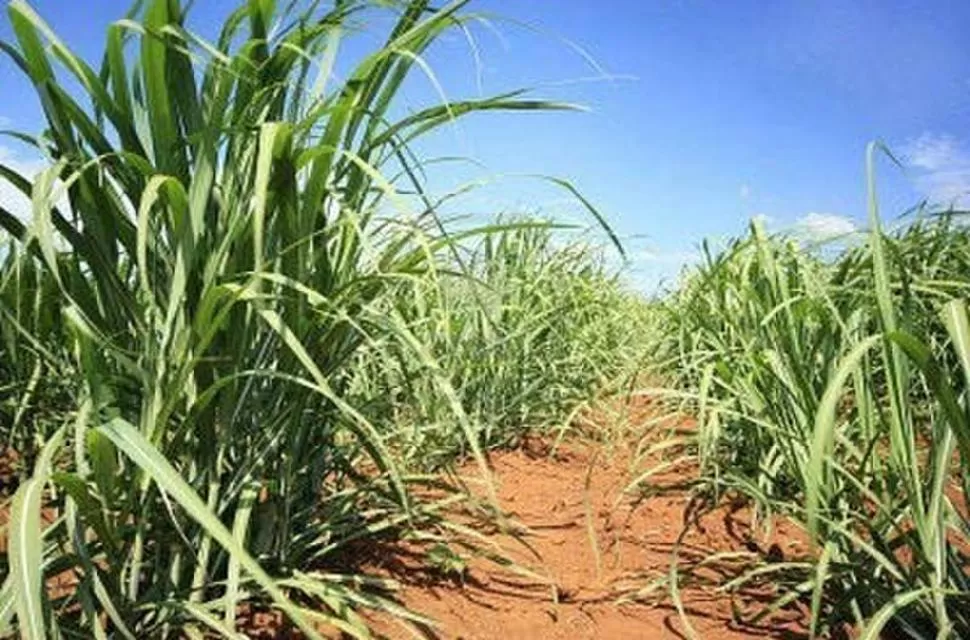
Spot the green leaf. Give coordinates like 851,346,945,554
8,426,66,640
806,334,881,540
97,418,325,640
857,588,932,640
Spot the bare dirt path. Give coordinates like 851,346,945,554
1,416,813,639
361,430,811,640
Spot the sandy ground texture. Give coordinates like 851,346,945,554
1,422,816,639
354,432,813,640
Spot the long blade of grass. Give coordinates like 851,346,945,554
97,418,326,640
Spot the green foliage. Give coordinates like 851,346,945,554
653,152,970,637
350,221,649,466
0,236,75,471
425,542,468,583
0,1,638,637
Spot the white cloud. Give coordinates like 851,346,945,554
636,247,699,265
751,212,776,227
902,133,967,171
626,247,700,294
0,146,46,175
796,212,856,239
739,183,751,199
899,133,970,207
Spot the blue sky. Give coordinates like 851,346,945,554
1,0,969,290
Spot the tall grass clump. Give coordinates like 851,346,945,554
0,0,625,637
652,147,970,637
349,221,649,467
1,235,76,474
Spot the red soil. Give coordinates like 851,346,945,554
359,434,812,640
0,421,816,639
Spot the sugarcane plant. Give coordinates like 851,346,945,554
0,0,614,636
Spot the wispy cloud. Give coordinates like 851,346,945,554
902,133,968,171
751,212,776,227
796,212,856,239
899,133,970,207
739,183,751,200
626,247,701,294
637,248,699,265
